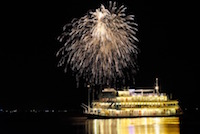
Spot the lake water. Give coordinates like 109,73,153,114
69,117,197,134
0,111,199,134
84,117,180,134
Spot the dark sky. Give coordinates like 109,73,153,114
1,0,199,109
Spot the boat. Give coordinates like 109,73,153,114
81,78,183,118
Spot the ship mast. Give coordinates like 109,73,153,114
87,85,90,113
155,78,160,95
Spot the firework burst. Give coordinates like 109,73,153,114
56,1,139,87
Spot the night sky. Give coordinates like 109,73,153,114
1,0,199,110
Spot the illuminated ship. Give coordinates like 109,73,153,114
81,78,183,118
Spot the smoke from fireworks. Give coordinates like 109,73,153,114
56,1,139,87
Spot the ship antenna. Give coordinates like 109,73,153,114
155,78,160,95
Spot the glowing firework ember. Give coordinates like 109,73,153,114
56,1,139,87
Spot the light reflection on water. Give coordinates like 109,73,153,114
85,117,180,134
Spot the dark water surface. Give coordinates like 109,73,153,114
0,110,199,134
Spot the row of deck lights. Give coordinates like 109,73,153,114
116,96,168,102
100,96,168,102
93,102,178,109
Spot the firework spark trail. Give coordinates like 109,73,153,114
56,1,139,87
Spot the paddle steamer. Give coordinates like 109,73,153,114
81,78,182,118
